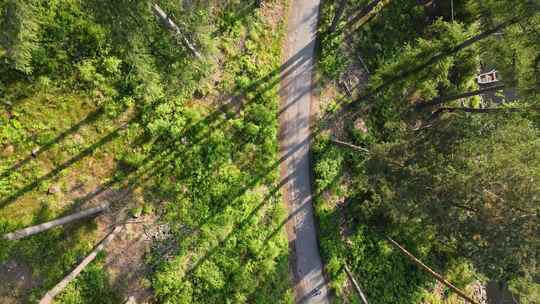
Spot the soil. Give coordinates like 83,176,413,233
0,260,39,304
102,217,156,304
93,187,159,304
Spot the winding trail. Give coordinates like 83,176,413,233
279,0,329,303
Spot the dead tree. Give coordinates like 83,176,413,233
3,203,110,240
39,225,123,304
387,237,480,304
151,3,203,60
344,264,369,304
331,138,370,153
415,85,505,110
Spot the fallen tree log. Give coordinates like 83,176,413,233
39,225,123,304
151,3,203,60
3,203,110,240
344,263,369,304
387,237,480,304
331,138,370,153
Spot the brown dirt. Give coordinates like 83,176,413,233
0,260,39,304
102,218,156,303
93,185,161,304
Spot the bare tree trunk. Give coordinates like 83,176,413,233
330,138,404,167
331,138,370,153
415,85,505,110
432,106,535,115
39,225,123,304
151,3,203,60
344,0,386,30
344,264,369,304
329,0,349,33
386,237,480,304
3,203,110,240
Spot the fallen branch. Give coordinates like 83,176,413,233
3,203,110,240
415,85,505,110
344,264,369,304
331,138,370,153
432,106,537,115
39,225,123,304
151,3,203,60
386,237,480,304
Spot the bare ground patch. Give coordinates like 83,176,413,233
0,260,39,304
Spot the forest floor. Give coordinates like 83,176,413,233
279,0,330,303
1,1,294,303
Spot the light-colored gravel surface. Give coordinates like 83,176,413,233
279,0,329,303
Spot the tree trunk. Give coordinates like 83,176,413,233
345,0,385,30
386,237,480,304
415,85,505,110
151,3,203,60
329,0,349,33
344,264,369,304
433,106,533,114
331,138,370,153
3,203,110,240
39,225,123,304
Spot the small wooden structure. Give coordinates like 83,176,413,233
477,70,498,84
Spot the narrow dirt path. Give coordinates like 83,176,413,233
279,0,329,303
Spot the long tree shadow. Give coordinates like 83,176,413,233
2,21,321,302
0,140,184,302
0,40,310,215
162,137,333,301
262,143,339,246
139,36,322,300
0,3,329,304
14,33,315,283
171,111,328,280
0,50,311,210
0,107,105,180
0,117,134,209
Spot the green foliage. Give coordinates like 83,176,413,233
369,19,480,101
318,0,426,79
313,134,438,304
0,0,40,74
350,0,426,70
1,0,291,303
367,114,539,280
54,257,120,304
319,33,349,79
138,2,292,303
508,276,540,304
314,1,539,303
313,138,344,191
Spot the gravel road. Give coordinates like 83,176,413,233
279,0,329,303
